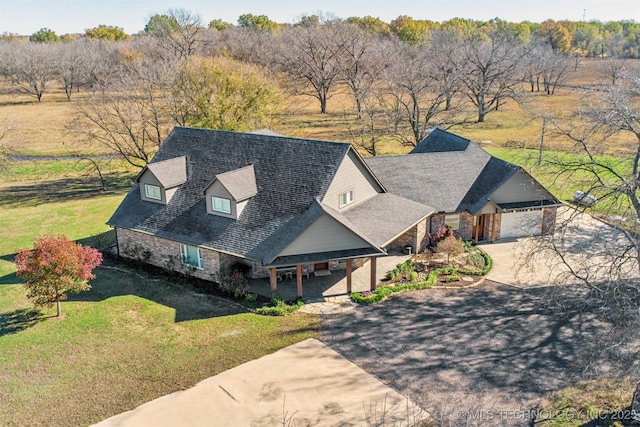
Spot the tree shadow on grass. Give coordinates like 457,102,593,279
67,258,250,323
0,251,19,284
0,308,42,337
0,174,133,208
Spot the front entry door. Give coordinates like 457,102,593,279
473,215,486,241
314,262,329,270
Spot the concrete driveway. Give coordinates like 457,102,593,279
481,206,639,287
93,339,423,427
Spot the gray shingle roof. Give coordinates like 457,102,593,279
342,194,434,247
207,165,257,202
138,156,187,188
366,150,490,213
410,128,471,153
368,129,559,215
459,156,520,214
109,127,360,263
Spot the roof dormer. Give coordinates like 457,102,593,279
136,156,187,204
203,165,258,219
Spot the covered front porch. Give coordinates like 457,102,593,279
248,251,410,301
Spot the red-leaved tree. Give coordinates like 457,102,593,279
15,235,103,317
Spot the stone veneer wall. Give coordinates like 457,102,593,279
115,228,370,280
429,213,475,241
387,219,429,253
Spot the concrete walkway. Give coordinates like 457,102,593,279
93,339,423,427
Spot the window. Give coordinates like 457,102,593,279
338,189,355,208
212,196,231,214
444,214,460,230
180,244,204,269
144,184,161,200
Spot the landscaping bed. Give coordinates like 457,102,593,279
351,241,492,305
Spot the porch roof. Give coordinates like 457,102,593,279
342,193,434,247
266,248,382,268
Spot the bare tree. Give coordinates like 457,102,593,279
600,58,627,85
279,22,345,114
2,42,55,101
343,94,391,156
52,40,90,100
335,22,390,119
451,30,526,122
539,46,571,95
219,26,279,68
73,57,177,168
518,72,640,413
382,43,465,147
84,41,122,92
144,8,203,59
523,44,545,92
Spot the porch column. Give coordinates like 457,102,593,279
474,216,480,243
296,264,303,298
346,259,353,294
490,213,497,243
370,257,377,291
270,267,277,293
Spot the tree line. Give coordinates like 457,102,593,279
5,12,640,59
3,9,638,160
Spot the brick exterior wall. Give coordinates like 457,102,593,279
541,207,557,235
116,228,267,280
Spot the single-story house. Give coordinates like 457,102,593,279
108,127,560,297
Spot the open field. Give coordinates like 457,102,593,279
1,59,637,160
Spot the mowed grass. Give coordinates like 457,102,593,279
0,267,319,426
537,377,637,426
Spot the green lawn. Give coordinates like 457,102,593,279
0,267,319,426
0,173,319,426
537,377,637,427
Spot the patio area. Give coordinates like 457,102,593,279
248,251,410,301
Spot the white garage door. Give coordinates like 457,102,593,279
500,209,542,239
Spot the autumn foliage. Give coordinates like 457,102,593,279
15,235,102,317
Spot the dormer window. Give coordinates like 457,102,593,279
145,184,161,200
135,156,187,205
212,196,231,214
203,165,258,220
339,189,355,208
